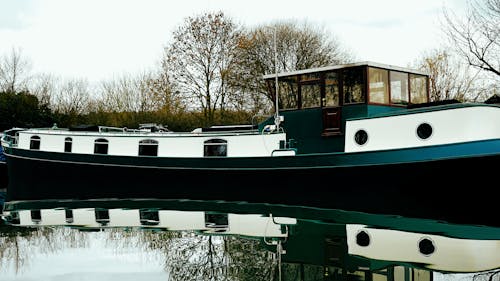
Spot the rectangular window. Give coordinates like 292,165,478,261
301,83,321,108
94,139,109,155
64,138,72,152
390,71,409,105
324,72,340,107
204,139,227,157
30,136,41,150
278,77,298,110
410,74,429,104
368,67,389,104
343,68,365,104
139,140,158,156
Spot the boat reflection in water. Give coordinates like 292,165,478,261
1,199,499,281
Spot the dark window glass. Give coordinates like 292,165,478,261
31,210,41,222
324,71,340,107
354,130,368,145
139,139,159,156
301,83,321,108
140,209,160,226
343,68,365,104
417,123,432,139
95,209,110,226
65,209,74,223
277,76,299,110
64,137,72,152
30,136,41,150
94,138,109,154
204,139,227,157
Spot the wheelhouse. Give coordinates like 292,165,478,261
263,62,430,153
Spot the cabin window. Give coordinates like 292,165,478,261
324,71,340,107
368,67,389,104
343,68,365,104
140,209,160,226
417,123,433,140
29,136,41,150
64,137,72,152
301,82,321,108
390,71,409,105
65,209,74,223
277,76,299,110
94,138,109,154
139,139,159,156
204,139,227,157
410,74,429,104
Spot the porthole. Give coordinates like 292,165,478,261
356,230,370,247
418,237,436,256
354,130,368,145
416,123,432,140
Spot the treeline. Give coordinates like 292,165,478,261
1,2,499,131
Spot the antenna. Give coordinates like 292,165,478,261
273,27,280,129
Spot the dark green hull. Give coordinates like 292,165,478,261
4,141,500,227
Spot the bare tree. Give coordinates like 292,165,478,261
53,78,91,115
0,47,32,93
414,49,490,102
442,0,500,77
164,11,242,124
232,20,355,113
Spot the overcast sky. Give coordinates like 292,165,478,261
0,0,466,84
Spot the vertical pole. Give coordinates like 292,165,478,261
274,27,280,129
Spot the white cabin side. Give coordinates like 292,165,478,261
15,130,288,158
344,106,500,153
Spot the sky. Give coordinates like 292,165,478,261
0,0,467,85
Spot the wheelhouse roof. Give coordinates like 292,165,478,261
262,61,429,80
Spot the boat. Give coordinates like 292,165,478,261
2,61,500,227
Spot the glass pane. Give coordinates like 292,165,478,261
94,139,109,155
204,144,227,157
343,68,365,104
139,144,158,156
390,71,409,105
410,74,428,104
368,67,389,104
64,137,72,153
278,77,298,110
324,72,339,107
301,83,321,108
30,136,40,150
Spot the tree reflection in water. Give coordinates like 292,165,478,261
0,224,89,274
0,224,279,280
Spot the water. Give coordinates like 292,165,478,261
1,199,499,281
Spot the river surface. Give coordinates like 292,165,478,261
0,199,499,281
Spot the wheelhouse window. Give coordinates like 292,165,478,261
64,137,72,152
368,67,389,104
276,76,299,110
94,138,109,154
324,71,340,107
204,139,227,157
30,136,41,150
139,139,159,156
390,71,409,105
343,67,365,104
299,73,322,108
410,74,429,104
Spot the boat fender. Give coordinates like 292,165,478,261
263,125,276,134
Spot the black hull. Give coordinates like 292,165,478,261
5,150,500,227
0,161,7,190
